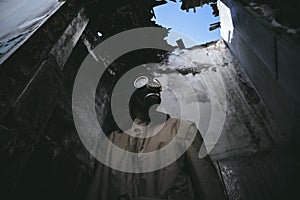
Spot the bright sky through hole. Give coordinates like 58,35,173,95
152,2,220,47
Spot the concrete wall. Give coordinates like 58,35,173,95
219,0,300,152
0,1,96,199
0,1,167,199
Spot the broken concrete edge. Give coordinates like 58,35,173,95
0,1,66,66
180,0,217,11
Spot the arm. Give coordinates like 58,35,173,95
185,124,227,200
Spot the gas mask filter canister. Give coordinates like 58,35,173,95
133,76,162,106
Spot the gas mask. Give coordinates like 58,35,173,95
132,76,162,107
128,75,165,122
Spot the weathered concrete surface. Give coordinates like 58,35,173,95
102,40,297,199
219,0,300,152
0,1,165,199
217,1,300,198
217,147,299,200
163,40,297,199
143,41,283,160
50,8,89,70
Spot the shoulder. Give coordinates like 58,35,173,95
165,118,198,140
107,129,128,141
167,118,197,131
168,118,204,147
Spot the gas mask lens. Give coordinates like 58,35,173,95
133,76,162,91
134,76,149,89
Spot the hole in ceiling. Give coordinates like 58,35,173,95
152,1,220,48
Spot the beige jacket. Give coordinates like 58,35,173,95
86,117,226,200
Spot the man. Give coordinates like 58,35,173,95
86,75,226,200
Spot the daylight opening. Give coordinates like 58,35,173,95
152,1,220,48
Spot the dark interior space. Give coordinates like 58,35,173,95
0,0,300,200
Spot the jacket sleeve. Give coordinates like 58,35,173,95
185,123,227,200
85,161,104,200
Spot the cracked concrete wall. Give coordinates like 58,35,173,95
219,0,300,153
0,1,93,199
0,1,166,199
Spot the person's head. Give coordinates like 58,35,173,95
129,76,162,121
